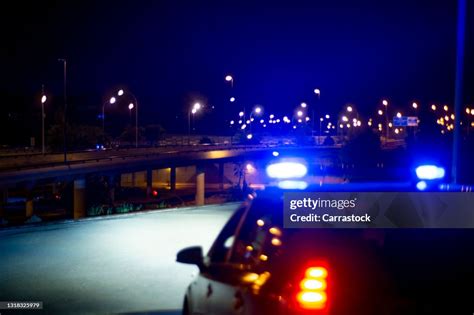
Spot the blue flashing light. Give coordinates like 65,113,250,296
416,181,428,191
272,151,279,157
415,165,445,180
278,180,308,190
266,162,307,179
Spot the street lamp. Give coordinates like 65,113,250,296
396,112,402,118
297,110,303,117
313,88,321,136
346,106,353,112
319,117,324,140
301,102,307,108
248,106,263,133
225,75,233,87
41,88,47,154
128,103,134,123
230,97,236,102
115,90,139,148
412,102,418,109
188,102,201,135
382,99,389,141
102,96,117,137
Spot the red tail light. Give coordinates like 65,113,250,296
296,266,328,310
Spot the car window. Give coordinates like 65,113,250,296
228,198,285,269
207,204,248,263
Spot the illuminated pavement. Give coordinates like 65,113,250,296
0,203,237,314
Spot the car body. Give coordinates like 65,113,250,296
177,183,474,315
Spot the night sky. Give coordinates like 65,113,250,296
1,0,473,142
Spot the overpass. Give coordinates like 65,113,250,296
0,145,340,223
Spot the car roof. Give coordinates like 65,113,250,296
255,182,473,199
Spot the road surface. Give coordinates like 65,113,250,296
0,203,237,314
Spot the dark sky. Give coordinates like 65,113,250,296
1,0,473,137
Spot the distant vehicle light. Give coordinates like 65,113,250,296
416,181,428,191
267,162,307,179
415,165,445,180
277,180,308,190
246,163,254,173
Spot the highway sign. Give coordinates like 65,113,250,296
407,116,419,127
393,116,419,127
393,117,408,126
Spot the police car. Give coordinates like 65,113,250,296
177,160,474,314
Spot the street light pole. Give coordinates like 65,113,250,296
313,88,320,142
115,90,139,148
41,85,47,155
131,94,138,148
58,58,67,163
188,111,191,136
319,117,323,143
188,102,201,138
102,104,105,136
102,96,116,143
451,0,466,184
225,75,234,88
382,99,389,142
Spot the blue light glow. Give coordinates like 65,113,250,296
416,181,428,191
266,162,307,179
277,180,308,190
415,165,445,180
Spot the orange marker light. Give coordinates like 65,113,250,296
300,278,326,291
296,266,329,310
306,267,328,279
297,291,327,309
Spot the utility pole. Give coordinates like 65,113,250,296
451,0,466,184
41,85,47,154
58,58,68,163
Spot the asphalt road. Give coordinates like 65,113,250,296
0,203,238,314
